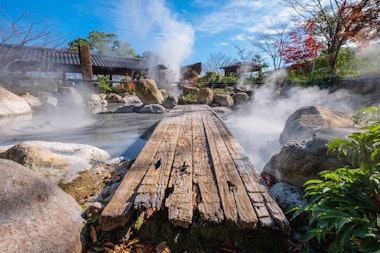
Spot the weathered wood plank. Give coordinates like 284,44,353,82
192,108,224,223
262,192,291,235
99,118,171,231
202,108,258,229
134,107,184,212
165,106,194,227
210,111,278,228
100,104,289,233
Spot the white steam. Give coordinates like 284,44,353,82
356,43,380,74
227,69,359,172
114,0,194,82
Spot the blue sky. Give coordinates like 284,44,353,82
1,0,295,68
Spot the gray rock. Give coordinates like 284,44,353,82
135,79,164,105
41,96,58,111
122,95,143,106
262,127,357,187
162,96,178,109
232,92,250,105
212,106,233,115
0,141,110,184
0,159,83,253
88,94,104,106
22,94,43,110
214,93,234,107
280,106,354,146
136,104,166,114
269,182,307,211
0,87,32,117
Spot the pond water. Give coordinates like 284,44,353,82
0,105,282,172
0,109,164,161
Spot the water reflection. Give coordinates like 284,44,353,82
0,111,164,160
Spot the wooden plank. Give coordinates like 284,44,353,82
202,108,257,229
210,111,278,228
192,108,224,223
134,108,184,213
165,106,194,227
99,116,171,231
262,192,291,235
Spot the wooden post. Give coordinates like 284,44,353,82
78,44,93,91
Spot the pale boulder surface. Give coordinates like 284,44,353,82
0,141,110,184
0,86,32,117
135,79,164,105
0,159,83,253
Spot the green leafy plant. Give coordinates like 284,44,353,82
97,75,112,94
352,105,380,126
290,121,380,253
184,91,198,103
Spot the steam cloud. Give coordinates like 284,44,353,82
227,69,362,172
114,0,194,82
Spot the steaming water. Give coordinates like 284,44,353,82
0,110,164,160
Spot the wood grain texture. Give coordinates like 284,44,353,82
100,105,289,233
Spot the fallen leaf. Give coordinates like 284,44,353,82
156,241,171,253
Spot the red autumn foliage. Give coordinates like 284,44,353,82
278,23,324,68
339,0,380,44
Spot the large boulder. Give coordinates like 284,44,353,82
197,88,213,105
122,94,143,106
57,87,84,107
280,106,354,146
0,87,32,117
88,94,107,113
0,159,83,253
233,92,250,105
0,141,110,184
22,94,58,112
262,106,358,187
214,93,234,107
135,79,164,105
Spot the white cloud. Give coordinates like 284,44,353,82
231,34,246,41
219,42,229,46
195,0,295,37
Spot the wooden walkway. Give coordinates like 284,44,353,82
100,105,289,233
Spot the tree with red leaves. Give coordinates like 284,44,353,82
279,23,324,71
340,0,380,43
286,0,379,72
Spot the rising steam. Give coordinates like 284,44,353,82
114,0,194,83
227,69,361,172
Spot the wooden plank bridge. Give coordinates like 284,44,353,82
100,105,289,233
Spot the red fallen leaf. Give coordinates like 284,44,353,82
156,241,171,253
133,242,153,253
220,248,237,253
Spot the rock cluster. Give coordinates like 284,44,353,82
262,105,356,187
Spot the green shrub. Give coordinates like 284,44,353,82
184,91,197,103
97,76,112,94
290,120,380,253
